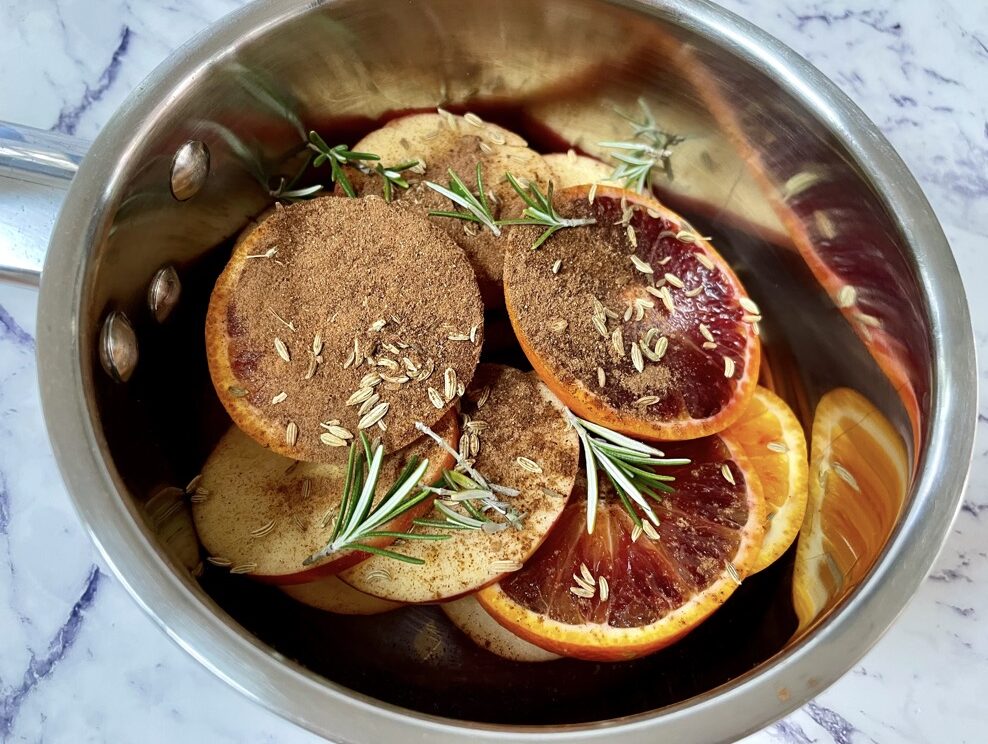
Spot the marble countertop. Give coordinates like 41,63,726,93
0,0,985,741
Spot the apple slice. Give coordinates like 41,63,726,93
281,575,402,615
442,594,560,662
340,364,579,602
346,111,552,306
192,412,457,584
543,151,618,189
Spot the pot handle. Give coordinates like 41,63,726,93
0,122,90,287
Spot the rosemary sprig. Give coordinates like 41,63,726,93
599,99,685,192
415,470,514,534
269,154,325,201
425,163,502,236
374,161,419,202
566,410,690,534
499,174,597,249
303,434,449,566
414,422,525,529
307,130,381,197
296,131,418,201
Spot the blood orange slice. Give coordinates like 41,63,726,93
503,184,760,441
725,386,808,574
656,40,925,455
477,433,765,661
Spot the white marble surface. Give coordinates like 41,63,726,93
0,0,986,741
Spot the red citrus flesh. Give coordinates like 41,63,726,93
477,433,765,661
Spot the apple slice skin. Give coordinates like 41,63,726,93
281,575,403,615
345,111,553,307
193,413,458,585
442,594,560,662
340,364,580,603
543,152,618,189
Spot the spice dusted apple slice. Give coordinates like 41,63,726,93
206,196,483,462
542,151,619,189
344,111,552,306
340,364,579,602
192,412,458,584
442,595,560,662
282,575,402,615
502,184,761,441
477,431,766,662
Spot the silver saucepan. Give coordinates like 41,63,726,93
0,0,976,741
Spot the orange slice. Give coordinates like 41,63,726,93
725,386,808,573
792,387,909,631
477,433,765,661
502,185,761,442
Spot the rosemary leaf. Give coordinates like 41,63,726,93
598,99,685,192
362,531,451,541
498,175,596,249
350,544,426,565
565,409,687,534
425,164,502,235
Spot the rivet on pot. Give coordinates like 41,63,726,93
99,311,138,382
170,140,210,201
148,265,181,323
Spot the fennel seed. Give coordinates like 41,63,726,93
250,520,275,538
721,463,736,485
274,337,290,362
642,521,660,540
631,342,645,373
516,456,543,474
428,387,445,409
357,401,390,429
630,255,653,274
320,432,348,447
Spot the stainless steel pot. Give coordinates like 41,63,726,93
0,0,976,741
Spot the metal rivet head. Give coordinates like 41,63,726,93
170,140,210,201
99,311,138,382
148,265,181,323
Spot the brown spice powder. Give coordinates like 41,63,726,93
502,187,749,423
214,196,484,462
338,363,580,602
349,126,548,306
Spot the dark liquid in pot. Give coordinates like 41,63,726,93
103,103,909,724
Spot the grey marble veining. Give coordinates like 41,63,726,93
0,0,986,742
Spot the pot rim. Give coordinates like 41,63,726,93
37,0,976,741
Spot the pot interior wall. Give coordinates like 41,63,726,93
79,0,927,725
